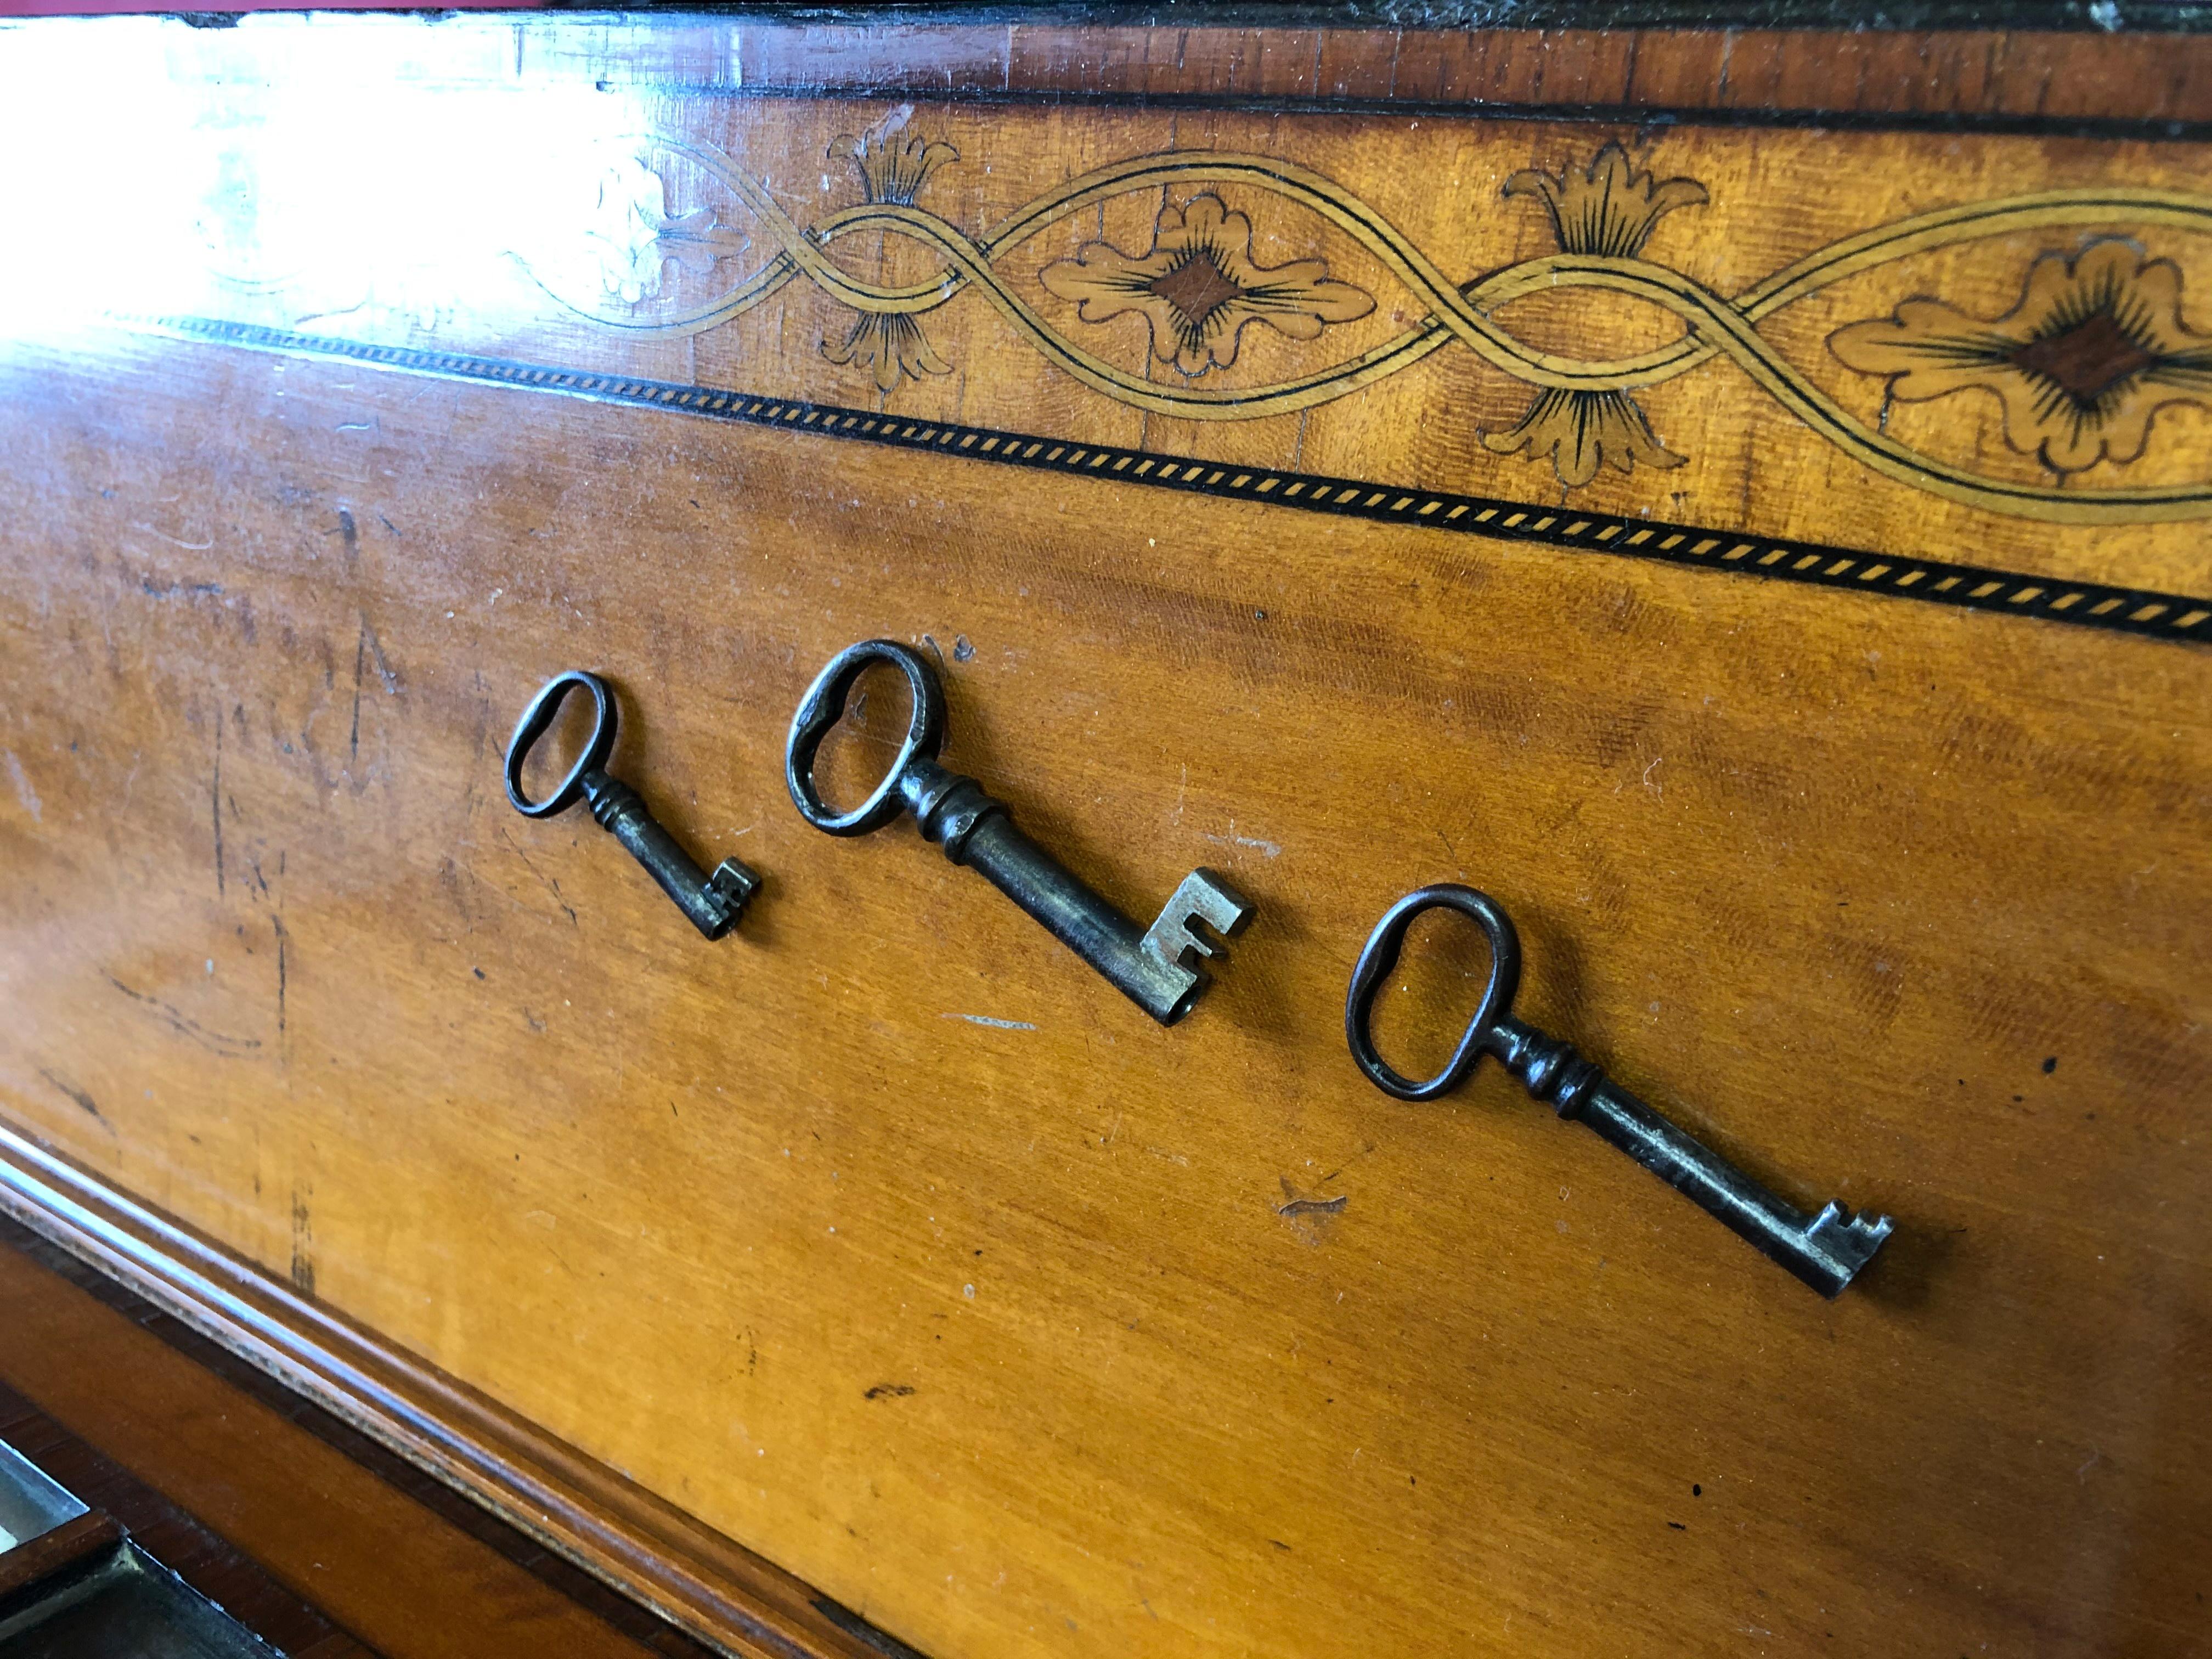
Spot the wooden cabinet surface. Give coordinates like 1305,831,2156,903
0,14,2207,1659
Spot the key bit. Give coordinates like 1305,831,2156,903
1345,883,1893,1298
1141,871,1256,1006
786,640,1252,1025
504,670,760,941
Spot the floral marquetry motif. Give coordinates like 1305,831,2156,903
828,116,958,208
584,159,751,306
822,311,952,393
1038,195,1376,376
1829,241,2212,473
1501,141,1708,261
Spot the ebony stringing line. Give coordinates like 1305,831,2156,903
707,84,2212,149
148,315,2212,649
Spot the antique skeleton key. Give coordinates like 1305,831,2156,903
1346,884,1892,1297
785,640,1251,1025
504,670,760,940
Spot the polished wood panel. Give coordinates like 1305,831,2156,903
1,14,2208,1659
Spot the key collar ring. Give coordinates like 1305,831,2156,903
1345,883,1522,1102
505,670,618,819
786,639,947,836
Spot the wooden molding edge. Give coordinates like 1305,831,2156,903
0,1510,125,1607
546,15,2212,128
0,1117,897,1659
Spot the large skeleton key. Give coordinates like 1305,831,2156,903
504,670,760,940
1347,884,1892,1297
786,640,1251,1025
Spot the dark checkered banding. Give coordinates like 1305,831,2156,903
147,315,2212,650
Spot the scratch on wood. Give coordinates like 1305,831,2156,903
349,628,366,762
272,914,289,1041
864,1383,917,1400
3,752,40,822
1204,822,1283,859
210,716,224,898
941,1011,1036,1031
290,1188,314,1296
360,610,400,695
103,972,262,1056
132,522,214,552
498,825,578,926
1276,1176,1349,1247
36,1068,103,1123
138,575,225,600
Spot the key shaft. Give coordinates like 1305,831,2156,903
1488,1015,1891,1299
580,770,759,941
901,758,1238,1024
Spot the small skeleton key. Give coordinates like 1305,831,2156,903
785,640,1251,1025
1346,884,1892,1297
504,670,760,940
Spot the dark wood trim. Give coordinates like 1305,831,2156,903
0,1385,376,1657
526,14,2212,127
582,2,2212,30
0,1510,123,1606
0,1119,887,1659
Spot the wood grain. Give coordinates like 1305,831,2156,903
0,14,2208,1659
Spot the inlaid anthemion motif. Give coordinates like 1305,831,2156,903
541,122,2212,525
1477,146,1701,487
817,120,961,392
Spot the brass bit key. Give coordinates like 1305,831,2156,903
504,670,760,940
786,640,1251,1025
1346,884,1892,1297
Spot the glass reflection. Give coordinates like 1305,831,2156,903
0,15,665,352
